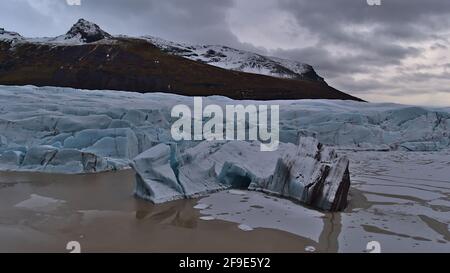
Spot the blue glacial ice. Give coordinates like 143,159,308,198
0,85,449,210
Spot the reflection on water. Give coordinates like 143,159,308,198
195,150,450,253
320,212,341,253
0,170,310,253
0,150,449,253
339,150,450,252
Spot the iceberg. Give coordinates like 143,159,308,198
248,137,350,211
133,137,350,211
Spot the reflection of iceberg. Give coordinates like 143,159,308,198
14,194,66,213
197,190,325,243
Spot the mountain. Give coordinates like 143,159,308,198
22,19,113,45
144,36,325,82
0,28,24,44
62,18,112,43
0,19,362,101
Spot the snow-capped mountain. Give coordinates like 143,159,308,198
144,36,325,82
1,19,323,82
32,19,113,45
0,28,24,44
1,19,112,46
59,18,112,44
0,19,361,101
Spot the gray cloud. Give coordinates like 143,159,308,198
272,0,450,99
2,0,240,46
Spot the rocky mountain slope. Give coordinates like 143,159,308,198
0,28,24,43
0,19,362,101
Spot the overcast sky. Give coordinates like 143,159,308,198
1,0,450,106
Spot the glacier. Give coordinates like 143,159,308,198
0,85,449,210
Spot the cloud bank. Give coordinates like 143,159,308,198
1,0,450,106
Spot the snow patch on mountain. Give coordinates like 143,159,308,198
1,19,112,46
58,18,112,44
143,36,325,82
1,19,324,81
34,19,112,45
0,28,25,44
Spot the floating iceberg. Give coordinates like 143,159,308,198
248,137,350,211
133,137,350,211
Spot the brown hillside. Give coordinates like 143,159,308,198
0,37,363,101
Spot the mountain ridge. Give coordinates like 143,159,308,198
142,36,326,82
0,19,363,101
